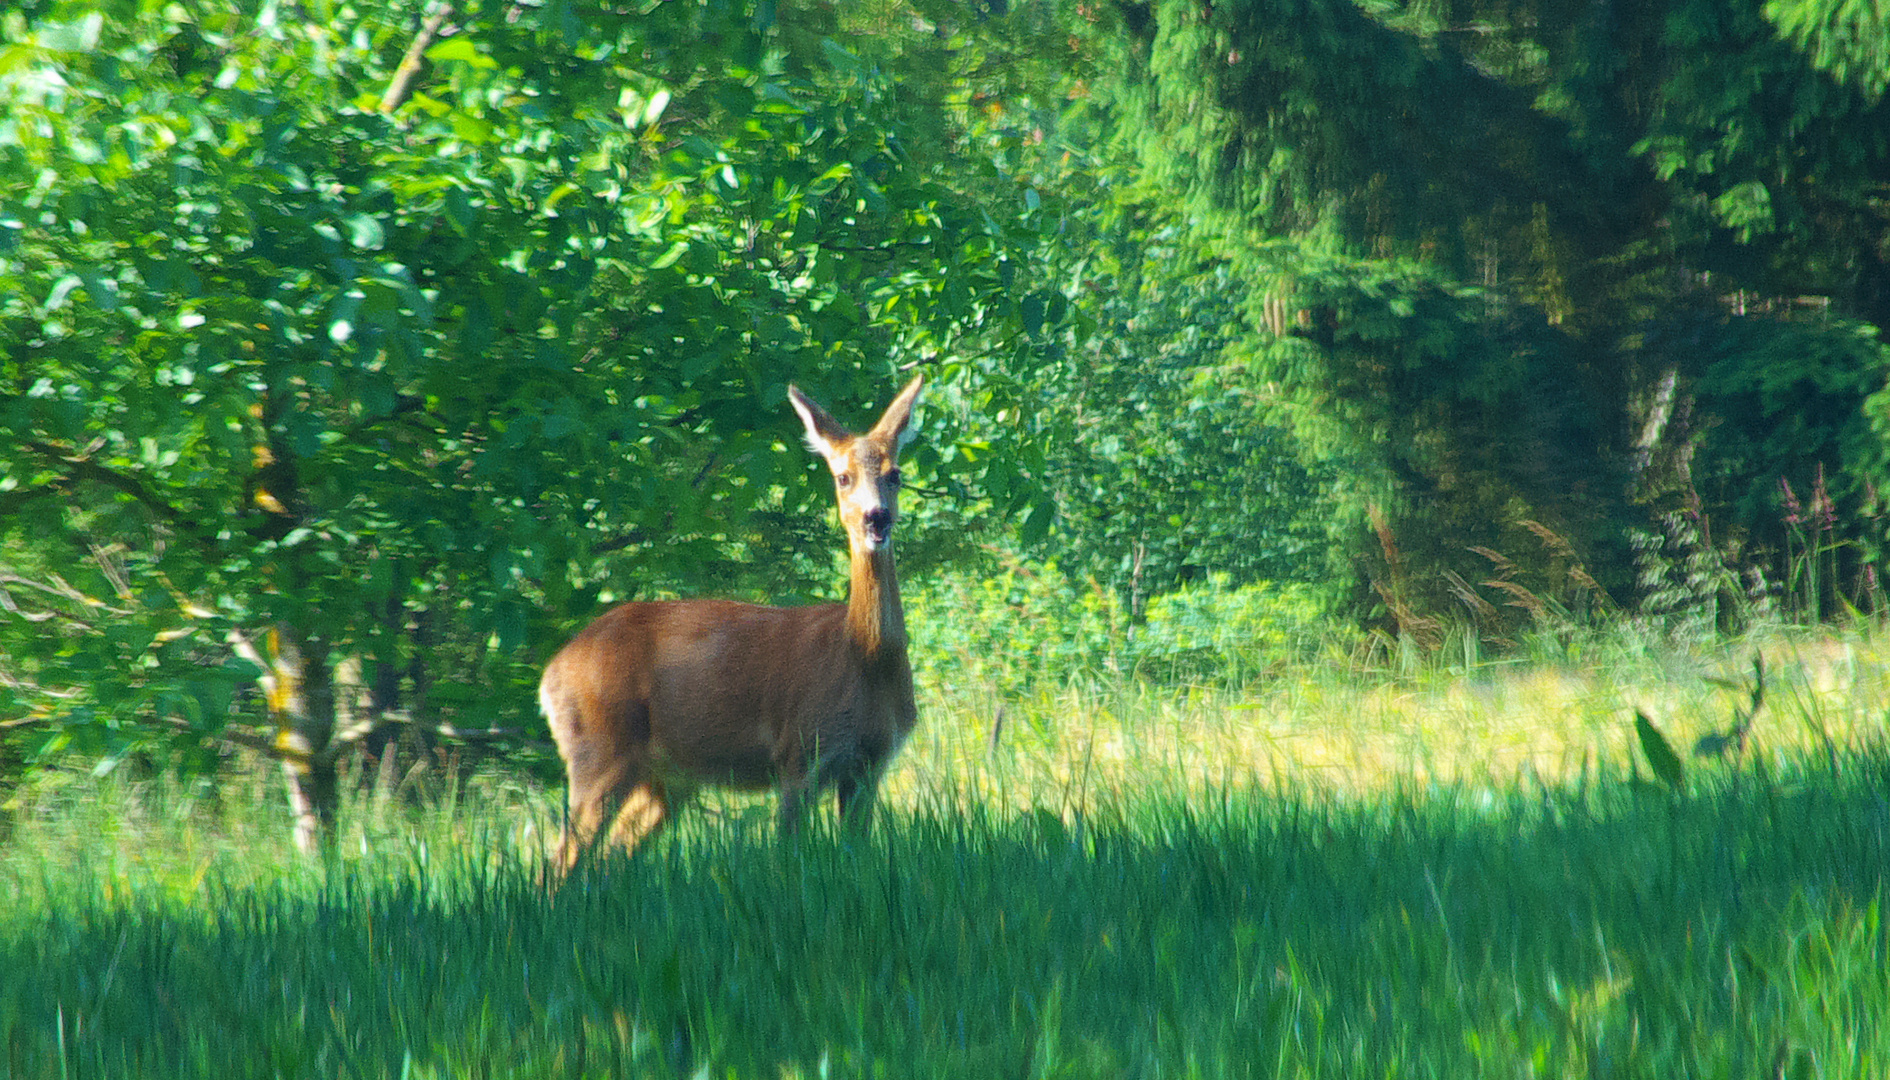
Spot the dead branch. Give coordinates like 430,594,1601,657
380,3,454,114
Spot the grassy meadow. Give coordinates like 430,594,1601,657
3,625,1889,1077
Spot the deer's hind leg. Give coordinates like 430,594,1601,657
601,777,678,855
558,758,628,872
552,693,667,870
557,755,676,868
834,764,885,832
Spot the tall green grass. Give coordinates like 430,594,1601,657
3,627,1889,1077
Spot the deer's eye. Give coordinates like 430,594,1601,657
835,471,853,488
886,468,903,488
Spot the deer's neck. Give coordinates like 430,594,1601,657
845,545,906,664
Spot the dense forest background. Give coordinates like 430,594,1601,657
3,0,1889,842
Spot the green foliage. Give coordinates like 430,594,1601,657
1766,0,1890,100
1086,0,1890,626
1645,0,1890,298
908,558,1129,695
0,0,1053,778
1108,0,1616,273
1036,207,1333,611
1634,306,1890,619
1693,317,1890,526
1131,576,1329,684
1180,250,1634,638
908,560,1329,693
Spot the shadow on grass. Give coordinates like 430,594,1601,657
4,746,1887,1078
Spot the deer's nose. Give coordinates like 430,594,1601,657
864,506,893,543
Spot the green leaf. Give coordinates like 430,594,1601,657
1021,292,1046,338
649,240,688,270
1634,711,1687,793
344,213,385,250
1021,498,1054,544
450,112,495,144
640,89,671,128
1711,180,1774,237
495,600,528,653
44,274,83,310
444,188,476,234
36,13,104,53
543,182,581,215
424,38,497,69
820,38,862,76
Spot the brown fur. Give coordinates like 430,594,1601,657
539,377,923,869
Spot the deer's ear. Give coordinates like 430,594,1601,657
870,374,924,450
789,384,849,460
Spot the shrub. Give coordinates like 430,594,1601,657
908,563,1329,694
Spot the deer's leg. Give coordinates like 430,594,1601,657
835,775,877,830
773,732,819,836
601,779,673,855
776,771,815,836
786,737,881,835
558,752,646,871
558,785,607,873
555,697,654,870
834,759,884,832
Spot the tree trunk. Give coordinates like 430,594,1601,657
270,625,339,856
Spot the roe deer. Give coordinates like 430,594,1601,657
539,376,924,870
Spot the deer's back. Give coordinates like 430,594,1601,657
539,598,906,787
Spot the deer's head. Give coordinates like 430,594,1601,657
790,375,923,554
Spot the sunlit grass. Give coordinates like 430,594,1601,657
885,625,1890,814
2,624,1888,1077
